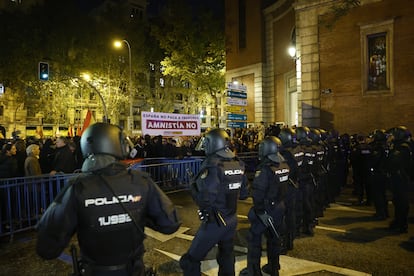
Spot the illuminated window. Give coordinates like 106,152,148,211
360,19,394,95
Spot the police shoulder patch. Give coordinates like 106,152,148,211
200,170,209,179
255,170,261,177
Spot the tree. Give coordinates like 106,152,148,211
0,0,227,130
150,0,226,116
0,0,145,125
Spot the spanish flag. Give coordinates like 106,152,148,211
68,124,74,137
81,109,92,135
76,121,81,136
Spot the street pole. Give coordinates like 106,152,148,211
123,39,133,134
13,102,24,135
72,75,108,123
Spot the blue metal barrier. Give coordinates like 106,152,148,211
0,155,257,239
129,157,203,192
0,157,204,239
0,173,75,239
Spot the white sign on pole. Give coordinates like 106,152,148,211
141,111,201,136
226,97,247,106
227,82,247,92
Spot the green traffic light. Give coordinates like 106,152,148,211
39,61,49,81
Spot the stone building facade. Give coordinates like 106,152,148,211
225,0,414,134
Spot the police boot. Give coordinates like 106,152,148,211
279,235,288,255
239,264,262,276
239,245,262,276
179,253,201,276
287,233,294,251
261,262,279,276
262,240,280,276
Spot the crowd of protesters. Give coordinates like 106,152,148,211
0,135,83,178
128,122,282,159
0,122,412,236
0,121,282,179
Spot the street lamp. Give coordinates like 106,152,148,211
14,103,24,137
114,39,133,133
288,46,299,60
80,73,108,123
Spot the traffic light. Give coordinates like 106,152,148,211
38,62,49,81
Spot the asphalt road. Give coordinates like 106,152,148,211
0,183,413,276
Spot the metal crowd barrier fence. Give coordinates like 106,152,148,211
0,173,73,240
127,157,204,192
0,157,204,239
0,154,259,239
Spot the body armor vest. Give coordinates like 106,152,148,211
74,171,147,265
268,162,290,202
194,156,245,218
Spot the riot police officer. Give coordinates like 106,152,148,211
386,126,412,233
318,128,331,209
179,128,248,276
325,130,346,204
351,134,372,205
277,128,299,252
240,136,289,276
295,126,317,236
366,129,389,220
36,123,181,276
309,128,328,220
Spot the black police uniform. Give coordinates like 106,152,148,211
36,161,181,276
325,134,345,204
296,137,317,235
180,149,248,276
366,135,389,220
278,139,299,252
318,130,331,208
353,137,372,205
309,134,328,219
291,143,305,237
386,137,412,233
244,156,290,276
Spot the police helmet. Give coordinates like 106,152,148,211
279,128,295,147
319,128,328,141
295,126,310,141
259,136,281,162
327,129,339,142
203,128,234,158
80,123,128,159
371,129,387,142
389,126,411,142
309,128,321,143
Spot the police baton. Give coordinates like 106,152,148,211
70,244,80,276
266,216,280,239
214,210,227,227
288,178,298,188
311,173,318,187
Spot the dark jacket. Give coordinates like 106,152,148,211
52,144,76,173
36,162,180,272
0,154,18,179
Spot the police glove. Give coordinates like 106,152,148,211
197,209,209,222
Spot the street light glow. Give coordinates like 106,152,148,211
288,46,296,58
112,39,133,133
81,73,91,81
113,40,123,48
